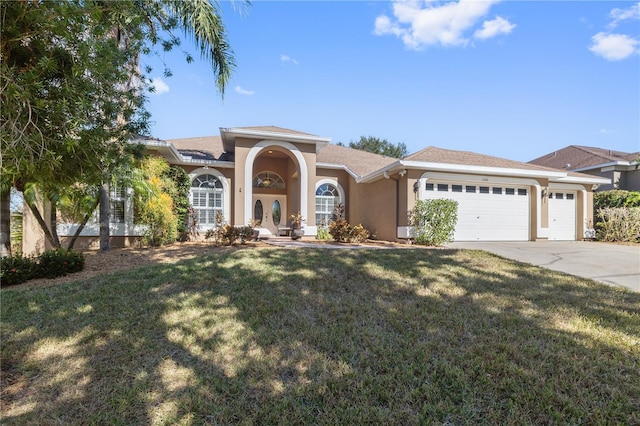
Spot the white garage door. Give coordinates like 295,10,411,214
423,181,530,241
548,192,576,240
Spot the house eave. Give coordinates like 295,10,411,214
359,160,572,183
220,127,331,153
572,161,638,173
316,162,361,180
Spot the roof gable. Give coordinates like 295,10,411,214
317,144,397,177
529,145,639,170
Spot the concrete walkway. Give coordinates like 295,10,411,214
446,241,640,292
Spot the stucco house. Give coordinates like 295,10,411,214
23,126,610,253
529,145,640,191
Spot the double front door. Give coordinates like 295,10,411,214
253,195,286,235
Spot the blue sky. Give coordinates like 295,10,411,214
144,1,640,162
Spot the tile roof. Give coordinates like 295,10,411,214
406,146,560,172
231,126,319,137
529,145,639,170
167,136,227,161
317,143,397,177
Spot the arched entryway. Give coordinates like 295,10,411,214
244,140,309,235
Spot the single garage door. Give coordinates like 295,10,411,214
423,181,530,241
548,191,576,240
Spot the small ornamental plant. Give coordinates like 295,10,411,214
289,212,304,229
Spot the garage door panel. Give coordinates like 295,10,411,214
549,192,576,240
424,181,530,241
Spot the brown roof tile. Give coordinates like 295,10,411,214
232,126,318,137
167,136,226,161
317,144,397,177
406,146,559,172
529,145,639,170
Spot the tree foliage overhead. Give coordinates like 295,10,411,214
0,0,244,255
338,136,408,159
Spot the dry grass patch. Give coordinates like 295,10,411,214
2,248,639,424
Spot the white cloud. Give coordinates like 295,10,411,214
235,85,255,95
599,128,611,134
373,0,511,49
474,16,515,40
150,77,170,95
608,2,640,28
280,54,299,65
590,3,640,61
589,32,639,61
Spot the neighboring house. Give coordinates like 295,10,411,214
22,126,610,252
529,145,640,191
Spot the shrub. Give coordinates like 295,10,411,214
596,207,640,242
1,254,37,286
316,227,331,241
593,190,640,242
409,199,458,246
1,249,85,287
237,226,255,244
37,248,85,279
594,190,640,209
328,219,370,243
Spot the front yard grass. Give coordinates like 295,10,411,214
2,247,639,424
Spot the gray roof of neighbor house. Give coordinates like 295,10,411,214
529,145,639,171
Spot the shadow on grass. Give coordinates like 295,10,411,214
2,247,639,424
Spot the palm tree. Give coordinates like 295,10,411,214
95,0,247,251
0,0,247,255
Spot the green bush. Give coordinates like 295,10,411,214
1,254,37,286
315,227,331,241
37,248,85,278
409,199,459,246
594,190,640,209
596,207,640,242
1,249,84,287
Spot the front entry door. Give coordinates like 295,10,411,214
253,195,287,235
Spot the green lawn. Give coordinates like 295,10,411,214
2,247,639,425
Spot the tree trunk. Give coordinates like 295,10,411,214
99,182,110,251
67,195,100,250
25,196,59,248
0,188,11,257
49,199,61,248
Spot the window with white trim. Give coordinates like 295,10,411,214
110,185,126,224
315,183,339,226
191,174,223,225
253,171,285,189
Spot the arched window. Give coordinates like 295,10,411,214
315,183,340,226
191,174,223,225
253,171,285,189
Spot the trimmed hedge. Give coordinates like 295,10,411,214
1,248,85,287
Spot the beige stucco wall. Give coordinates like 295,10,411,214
348,176,397,241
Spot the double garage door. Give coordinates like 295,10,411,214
423,181,578,241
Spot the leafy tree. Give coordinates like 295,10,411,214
339,136,408,158
1,0,245,255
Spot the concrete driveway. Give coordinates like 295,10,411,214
446,241,640,292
